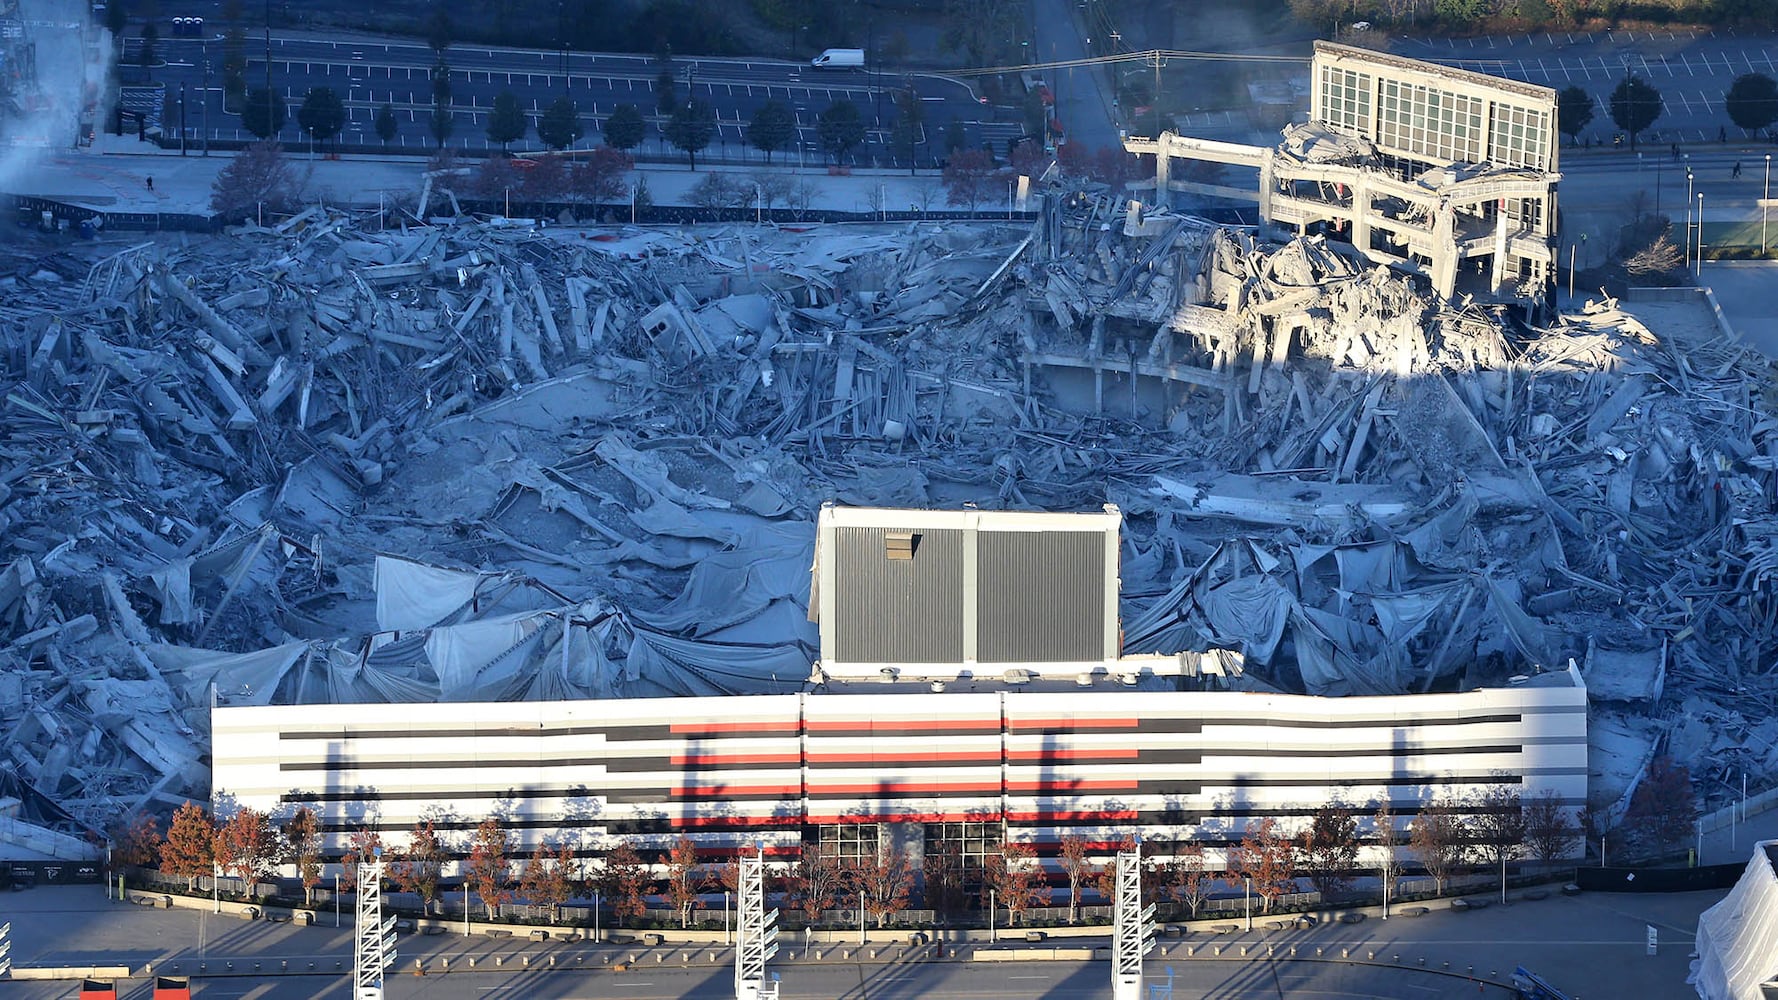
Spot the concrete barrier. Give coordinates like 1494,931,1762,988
4,967,133,981
972,947,1099,962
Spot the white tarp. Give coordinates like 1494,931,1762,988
146,641,310,707
1691,841,1778,1000
424,609,549,699
375,555,482,632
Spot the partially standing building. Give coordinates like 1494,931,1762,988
211,504,1587,881
1128,41,1560,309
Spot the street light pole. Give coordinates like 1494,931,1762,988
335,873,340,927
1685,167,1694,266
1764,154,1772,256
1244,875,1252,932
1697,192,1705,275
990,889,997,943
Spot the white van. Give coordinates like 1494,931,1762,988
811,48,865,69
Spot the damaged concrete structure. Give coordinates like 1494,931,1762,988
1128,41,1559,308
0,147,1765,874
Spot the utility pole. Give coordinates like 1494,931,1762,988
1111,846,1155,1000
262,0,272,137
354,847,396,1000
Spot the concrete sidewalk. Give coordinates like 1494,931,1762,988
10,135,963,220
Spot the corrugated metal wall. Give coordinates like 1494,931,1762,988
831,526,965,663
976,531,1105,662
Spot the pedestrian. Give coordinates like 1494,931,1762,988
1673,142,1681,160
145,176,153,191
1720,125,1727,143
1733,161,1743,178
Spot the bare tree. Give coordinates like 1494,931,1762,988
1624,231,1683,277
1468,784,1527,899
922,841,968,923
1408,795,1469,897
1373,801,1401,907
1626,755,1698,857
1524,790,1582,872
1298,805,1360,900
209,140,298,224
1162,842,1215,919
1058,835,1098,924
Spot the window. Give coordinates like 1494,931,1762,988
1376,79,1485,163
818,823,881,864
1490,102,1549,170
1319,66,1372,134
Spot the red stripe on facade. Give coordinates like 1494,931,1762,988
671,753,802,766
806,781,1004,795
1007,718,1140,730
669,721,798,734
806,751,1002,764
1004,810,1141,822
806,810,1009,824
671,785,801,798
805,718,1001,732
1006,748,1139,761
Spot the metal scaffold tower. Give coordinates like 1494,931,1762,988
354,847,397,1000
734,849,780,1000
1112,847,1156,1000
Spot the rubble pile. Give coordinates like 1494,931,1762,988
0,191,1774,848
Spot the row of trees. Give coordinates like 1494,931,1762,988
118,779,1626,927
1287,0,1778,32
1556,72,1778,149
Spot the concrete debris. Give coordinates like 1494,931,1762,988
0,184,1773,847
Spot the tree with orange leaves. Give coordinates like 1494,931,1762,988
160,801,214,891
465,817,513,920
338,826,382,892
598,841,649,927
983,839,1051,926
1226,818,1297,914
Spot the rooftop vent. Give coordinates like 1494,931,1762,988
884,530,918,560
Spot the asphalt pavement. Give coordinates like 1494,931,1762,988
1394,28,1778,144
129,31,1004,168
0,872,1743,999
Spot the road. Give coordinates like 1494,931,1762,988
129,33,997,167
1031,0,1120,153
0,959,1521,999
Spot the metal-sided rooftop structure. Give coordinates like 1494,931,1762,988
812,503,1159,681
